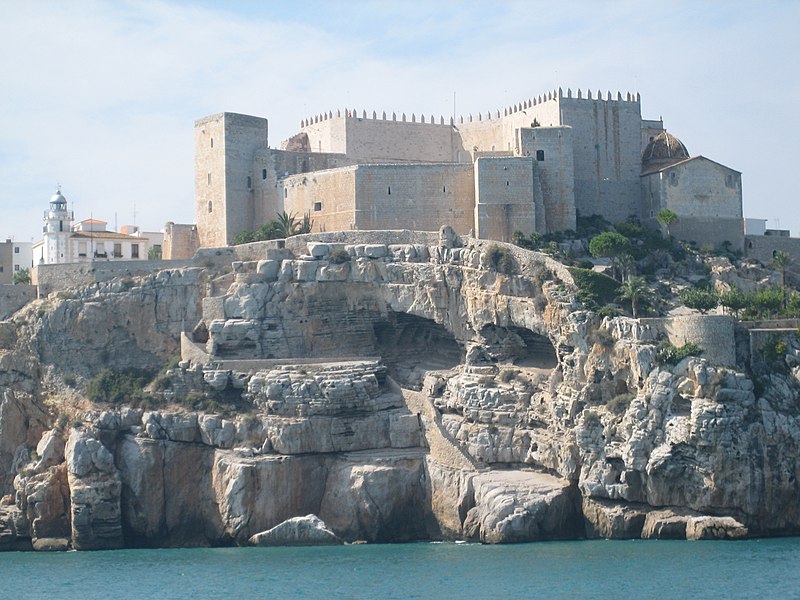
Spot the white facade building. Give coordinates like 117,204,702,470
32,190,149,265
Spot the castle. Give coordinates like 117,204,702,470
194,88,744,249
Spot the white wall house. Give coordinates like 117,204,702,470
32,190,149,265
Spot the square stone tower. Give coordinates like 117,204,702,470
194,113,268,247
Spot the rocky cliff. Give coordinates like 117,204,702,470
1,228,798,549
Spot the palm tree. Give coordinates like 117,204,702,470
274,211,300,238
657,209,677,238
617,276,649,319
772,250,793,309
618,253,635,282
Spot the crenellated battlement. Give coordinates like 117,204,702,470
298,88,640,130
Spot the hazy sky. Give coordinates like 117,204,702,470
1,0,797,243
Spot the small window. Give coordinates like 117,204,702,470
284,188,287,199
388,186,391,195
247,176,252,189
313,202,322,212
131,244,139,259
536,150,545,161
262,169,267,180
208,201,213,213
14,264,19,271
113,243,122,258
210,138,214,148
14,246,19,254
443,186,446,193
506,181,509,186
207,172,212,185
0,266,3,272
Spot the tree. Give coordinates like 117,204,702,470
680,287,719,314
12,268,30,285
617,253,636,282
772,250,792,308
589,232,632,281
657,209,678,237
617,276,649,318
719,287,747,319
148,245,162,260
274,211,300,238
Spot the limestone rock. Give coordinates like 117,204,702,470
685,516,748,540
582,497,647,539
249,514,342,546
463,471,580,543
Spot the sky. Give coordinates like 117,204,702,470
1,0,798,243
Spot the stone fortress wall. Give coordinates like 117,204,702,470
32,259,194,296
196,88,673,249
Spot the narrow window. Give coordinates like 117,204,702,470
313,202,322,211
207,172,212,185
536,150,545,161
208,201,213,213
443,186,446,193
262,169,267,180
247,176,252,189
131,244,139,259
506,181,510,186
210,138,214,148
113,243,122,258
14,264,19,271
284,188,288,199
388,186,391,195
14,246,19,254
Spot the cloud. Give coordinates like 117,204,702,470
0,0,797,241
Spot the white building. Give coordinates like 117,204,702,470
32,190,149,264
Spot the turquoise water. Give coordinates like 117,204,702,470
2,539,799,599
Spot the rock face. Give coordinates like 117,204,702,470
249,514,342,546
1,231,799,549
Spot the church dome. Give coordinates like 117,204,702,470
642,131,689,164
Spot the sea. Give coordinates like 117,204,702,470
2,539,799,599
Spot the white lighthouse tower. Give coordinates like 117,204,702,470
41,189,74,263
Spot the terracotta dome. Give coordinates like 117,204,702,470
642,131,689,164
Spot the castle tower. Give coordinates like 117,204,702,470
194,113,268,247
41,189,74,263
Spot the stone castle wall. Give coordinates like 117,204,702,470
640,315,736,367
163,223,200,260
283,164,476,235
195,113,269,247
474,157,536,241
559,96,643,223
518,127,576,233
33,259,193,295
745,235,800,268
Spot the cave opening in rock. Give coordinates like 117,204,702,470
372,312,464,387
479,324,558,369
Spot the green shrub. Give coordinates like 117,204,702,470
583,410,600,426
86,368,154,406
596,306,622,319
568,267,621,307
607,393,634,415
680,287,718,314
328,248,351,264
576,259,594,270
656,341,703,365
63,374,77,387
483,245,516,275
